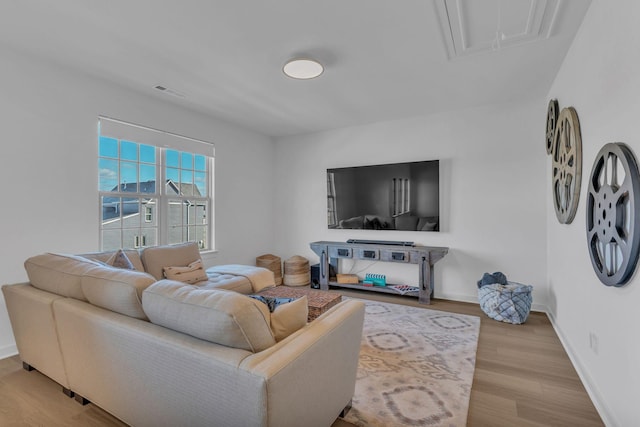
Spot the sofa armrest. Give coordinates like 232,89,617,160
2,283,70,388
240,299,365,427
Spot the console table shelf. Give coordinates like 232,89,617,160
310,241,448,304
327,281,419,297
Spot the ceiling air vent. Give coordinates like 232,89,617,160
153,84,185,98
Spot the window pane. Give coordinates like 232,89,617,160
122,228,140,249
194,201,207,224
168,226,183,245
185,203,196,225
121,198,140,222
142,199,157,227
168,199,183,228
181,152,193,169
99,158,118,191
194,172,207,196
101,229,121,251
140,144,155,163
99,136,118,158
166,167,179,186
166,150,179,168
194,226,207,249
140,230,157,248
121,140,138,161
195,155,206,171
181,170,193,196
121,161,138,192
101,196,121,228
140,164,156,192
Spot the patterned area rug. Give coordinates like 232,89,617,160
343,299,480,427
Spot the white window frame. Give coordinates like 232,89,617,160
98,117,215,251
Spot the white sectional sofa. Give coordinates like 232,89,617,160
2,243,365,427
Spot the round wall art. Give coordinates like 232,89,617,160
586,143,640,286
551,107,582,224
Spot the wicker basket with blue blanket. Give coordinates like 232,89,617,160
478,281,533,324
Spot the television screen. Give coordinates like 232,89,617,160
327,160,439,232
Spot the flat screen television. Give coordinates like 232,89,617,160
327,160,439,232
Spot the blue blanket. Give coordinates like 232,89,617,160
477,272,508,288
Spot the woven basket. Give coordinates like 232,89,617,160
478,281,532,324
256,254,282,286
283,255,310,287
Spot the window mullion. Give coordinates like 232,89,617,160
158,146,167,246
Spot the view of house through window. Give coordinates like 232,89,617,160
98,118,214,251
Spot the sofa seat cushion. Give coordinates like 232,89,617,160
141,242,202,280
338,215,364,229
81,265,156,319
142,280,276,352
24,253,103,301
200,273,253,294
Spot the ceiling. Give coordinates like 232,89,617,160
0,0,591,137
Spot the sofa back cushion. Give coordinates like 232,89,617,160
395,215,419,231
24,253,103,301
142,280,276,352
81,265,156,319
141,242,202,280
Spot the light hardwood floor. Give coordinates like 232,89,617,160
0,290,604,427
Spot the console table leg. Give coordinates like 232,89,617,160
419,255,431,304
320,248,330,290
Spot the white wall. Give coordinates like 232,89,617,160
546,1,640,425
273,99,547,309
0,46,275,358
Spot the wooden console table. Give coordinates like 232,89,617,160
309,241,448,304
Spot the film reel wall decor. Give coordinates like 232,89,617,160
546,99,558,154
586,143,640,286
545,100,583,224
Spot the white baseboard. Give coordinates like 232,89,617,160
439,293,614,425
0,343,18,361
544,310,616,427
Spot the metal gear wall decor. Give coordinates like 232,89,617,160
551,107,582,224
546,99,558,154
586,143,640,286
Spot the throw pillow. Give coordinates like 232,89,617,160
270,296,308,341
420,221,437,231
248,295,296,312
163,259,208,284
106,249,136,270
395,215,419,230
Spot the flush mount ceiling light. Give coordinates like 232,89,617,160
283,58,324,79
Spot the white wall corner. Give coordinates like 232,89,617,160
546,309,617,427
0,344,18,361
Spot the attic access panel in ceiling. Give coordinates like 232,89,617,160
435,0,562,59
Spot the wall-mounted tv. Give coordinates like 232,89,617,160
327,160,439,232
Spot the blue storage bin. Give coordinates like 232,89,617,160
478,282,532,324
